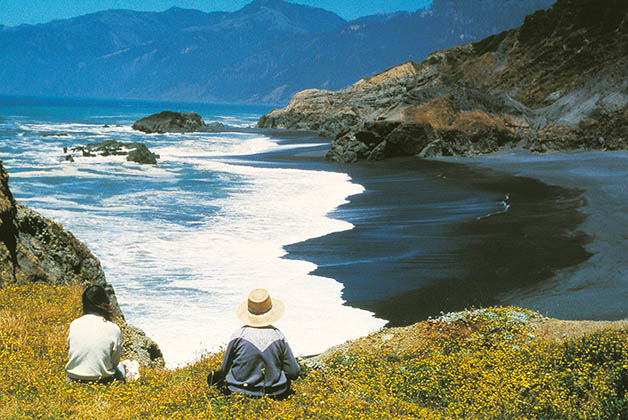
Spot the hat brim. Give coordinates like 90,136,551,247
235,298,285,327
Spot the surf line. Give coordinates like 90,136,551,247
476,193,510,220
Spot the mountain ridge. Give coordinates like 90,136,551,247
0,0,555,104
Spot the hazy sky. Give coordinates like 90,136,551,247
0,0,433,27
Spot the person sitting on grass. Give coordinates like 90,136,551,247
208,288,300,399
65,285,126,384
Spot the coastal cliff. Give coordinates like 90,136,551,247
258,0,628,162
0,162,164,368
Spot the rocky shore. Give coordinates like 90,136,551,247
0,162,164,368
258,0,628,163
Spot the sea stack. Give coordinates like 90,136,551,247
132,111,207,134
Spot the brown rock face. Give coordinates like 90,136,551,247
0,161,164,368
528,105,628,153
0,164,18,282
325,91,527,162
259,0,628,162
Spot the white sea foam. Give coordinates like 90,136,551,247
213,114,260,128
476,193,511,220
12,119,386,367
102,161,385,367
154,134,278,159
21,122,136,135
19,196,133,213
9,160,173,179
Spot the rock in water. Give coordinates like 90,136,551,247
205,121,226,131
132,110,207,133
125,144,159,164
69,140,160,164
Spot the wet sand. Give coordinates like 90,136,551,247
259,136,626,326
449,150,628,321
285,156,591,326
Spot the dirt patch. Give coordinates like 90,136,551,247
531,318,628,342
308,312,628,365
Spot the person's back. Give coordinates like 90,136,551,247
210,288,300,399
222,325,299,397
65,285,125,384
65,313,122,381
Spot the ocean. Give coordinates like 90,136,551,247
0,95,591,367
0,95,390,366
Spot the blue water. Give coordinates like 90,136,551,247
0,95,516,366
0,95,391,366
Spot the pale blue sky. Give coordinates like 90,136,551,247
0,0,433,27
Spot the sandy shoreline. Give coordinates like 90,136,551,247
260,134,627,324
445,149,628,320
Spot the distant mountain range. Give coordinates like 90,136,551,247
0,0,555,104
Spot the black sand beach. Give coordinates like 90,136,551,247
256,133,626,326
456,150,628,321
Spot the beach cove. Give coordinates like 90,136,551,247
274,142,627,326
1,97,628,419
457,150,628,320
1,95,626,368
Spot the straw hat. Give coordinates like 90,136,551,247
235,288,285,327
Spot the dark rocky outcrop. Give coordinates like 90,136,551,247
326,92,527,162
125,144,159,164
132,111,207,134
42,132,69,137
258,0,628,162
69,140,160,164
205,121,226,131
0,161,164,368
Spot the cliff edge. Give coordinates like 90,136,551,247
0,161,164,368
258,0,628,162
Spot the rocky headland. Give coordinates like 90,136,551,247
258,0,628,163
132,110,225,134
66,140,160,165
0,161,164,367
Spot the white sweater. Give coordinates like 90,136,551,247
65,314,122,380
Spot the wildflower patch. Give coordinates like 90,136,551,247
1,284,627,419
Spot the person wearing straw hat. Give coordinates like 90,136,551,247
208,288,300,399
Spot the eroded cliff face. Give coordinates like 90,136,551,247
0,162,164,368
258,0,628,162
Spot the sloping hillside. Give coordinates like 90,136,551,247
2,292,627,419
258,0,628,161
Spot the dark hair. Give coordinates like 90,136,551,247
82,285,114,321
